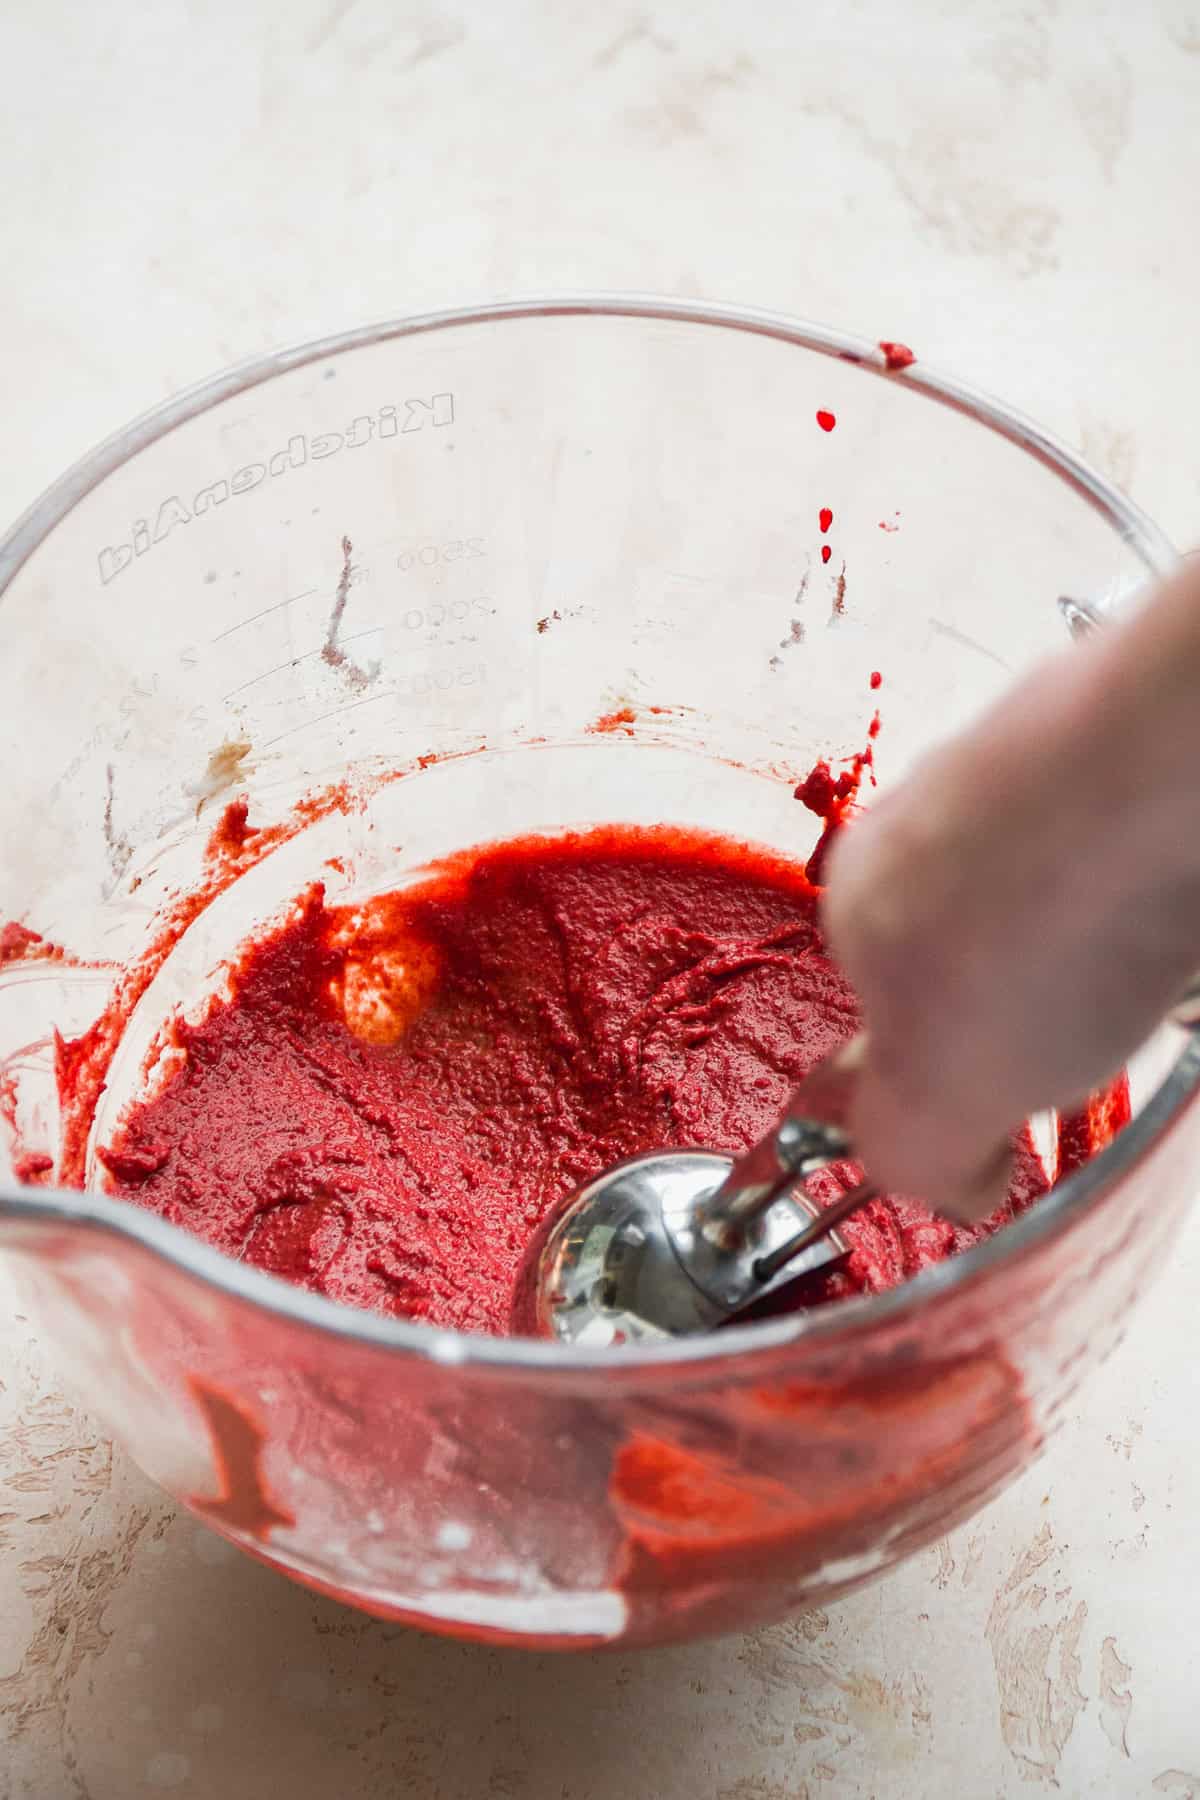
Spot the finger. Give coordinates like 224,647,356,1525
846,1056,1014,1225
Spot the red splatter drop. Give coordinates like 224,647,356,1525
816,410,837,433
869,671,882,690
589,706,638,736
832,566,847,617
14,1152,54,1183
204,797,252,863
0,921,44,964
794,719,877,884
795,761,857,820
0,920,67,968
879,341,916,371
878,516,900,533
868,710,881,739
818,507,833,533
821,544,832,565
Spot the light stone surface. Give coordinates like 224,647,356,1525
2,2,1199,1794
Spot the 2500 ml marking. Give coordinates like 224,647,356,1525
397,537,485,571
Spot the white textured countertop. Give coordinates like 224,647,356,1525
3,3,1200,1794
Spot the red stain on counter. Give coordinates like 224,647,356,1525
879,340,916,371
816,410,837,433
819,507,833,533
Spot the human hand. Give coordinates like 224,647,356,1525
821,556,1200,1221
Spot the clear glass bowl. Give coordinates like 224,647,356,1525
1,298,1196,1649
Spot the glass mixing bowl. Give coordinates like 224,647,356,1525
1,299,1197,1649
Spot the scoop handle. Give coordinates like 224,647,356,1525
701,947,1200,1262
693,1036,866,1246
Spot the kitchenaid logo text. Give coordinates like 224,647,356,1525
96,393,455,585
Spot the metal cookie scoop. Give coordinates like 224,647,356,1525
510,1039,877,1344
512,961,1200,1345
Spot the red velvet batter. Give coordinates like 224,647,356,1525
97,824,1065,1335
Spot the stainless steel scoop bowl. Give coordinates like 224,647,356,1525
515,952,1200,1346
511,1040,877,1344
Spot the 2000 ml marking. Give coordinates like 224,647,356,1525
95,393,455,586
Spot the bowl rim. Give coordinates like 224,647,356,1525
1,292,1193,1377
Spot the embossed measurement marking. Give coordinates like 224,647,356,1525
222,628,382,703
260,690,394,750
210,589,318,644
260,663,488,750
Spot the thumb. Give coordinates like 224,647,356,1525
843,1043,1014,1225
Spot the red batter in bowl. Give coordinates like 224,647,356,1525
95,823,1088,1335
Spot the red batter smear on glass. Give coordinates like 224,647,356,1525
94,814,1123,1337
1,920,68,966
187,1377,296,1539
589,706,638,735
